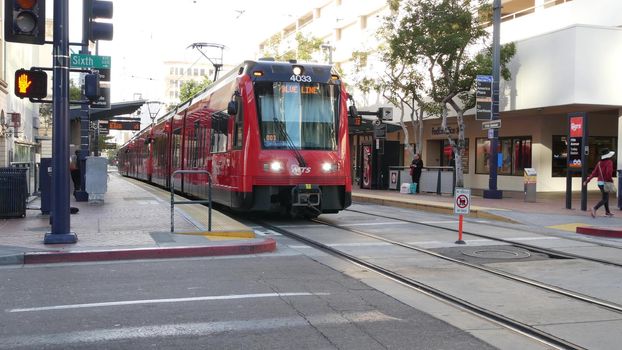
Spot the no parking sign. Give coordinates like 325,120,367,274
454,188,471,215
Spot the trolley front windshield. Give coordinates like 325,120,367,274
255,81,339,150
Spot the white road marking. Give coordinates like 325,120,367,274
339,222,410,227
328,242,392,247
0,311,400,349
506,236,560,241
7,292,329,313
420,221,459,224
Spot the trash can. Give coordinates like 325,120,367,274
0,167,28,218
524,168,537,202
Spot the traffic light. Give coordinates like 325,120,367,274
84,73,100,101
4,0,46,45
14,69,47,99
86,0,113,42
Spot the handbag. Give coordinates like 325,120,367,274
597,162,617,193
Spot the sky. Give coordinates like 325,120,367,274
64,0,324,103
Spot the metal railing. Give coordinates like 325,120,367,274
170,170,212,233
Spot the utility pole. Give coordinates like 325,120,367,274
75,0,93,202
483,0,503,199
45,0,77,243
321,43,333,64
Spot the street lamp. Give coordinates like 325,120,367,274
145,101,164,126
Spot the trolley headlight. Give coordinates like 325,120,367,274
321,162,336,172
269,161,283,172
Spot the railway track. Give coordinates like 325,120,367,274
345,207,622,268
256,219,587,350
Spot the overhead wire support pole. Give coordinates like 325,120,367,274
45,0,77,243
73,0,94,202
483,0,503,200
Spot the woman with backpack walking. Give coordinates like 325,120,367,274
584,149,616,218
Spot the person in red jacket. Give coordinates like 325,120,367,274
584,149,615,217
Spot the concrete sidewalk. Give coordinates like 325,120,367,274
352,187,622,237
0,172,275,265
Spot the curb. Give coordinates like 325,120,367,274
576,226,622,238
0,253,24,265
352,194,518,224
21,238,276,265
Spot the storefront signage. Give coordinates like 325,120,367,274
567,114,585,169
431,125,458,136
475,75,493,120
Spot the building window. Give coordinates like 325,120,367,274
552,135,617,177
200,69,205,76
169,67,174,75
194,68,198,76
476,137,531,175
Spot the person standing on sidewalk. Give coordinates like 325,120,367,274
410,153,423,193
584,149,615,217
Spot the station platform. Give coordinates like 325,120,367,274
0,171,274,265
2,171,622,265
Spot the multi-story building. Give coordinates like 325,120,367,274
259,0,622,194
0,14,52,193
163,61,217,106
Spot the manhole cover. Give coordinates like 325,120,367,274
462,248,531,259
429,245,550,264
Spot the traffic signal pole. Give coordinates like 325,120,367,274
483,0,503,199
45,0,77,243
74,0,93,202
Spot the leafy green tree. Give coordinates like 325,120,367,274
384,0,516,187
70,79,81,101
179,76,212,103
261,32,323,62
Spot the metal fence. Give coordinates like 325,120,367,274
0,167,28,218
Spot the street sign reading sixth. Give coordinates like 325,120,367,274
70,54,111,69
475,75,493,121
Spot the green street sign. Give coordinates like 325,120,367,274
70,54,111,69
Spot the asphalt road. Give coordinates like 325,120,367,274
0,253,495,350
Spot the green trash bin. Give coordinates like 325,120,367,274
409,183,417,194
0,167,28,218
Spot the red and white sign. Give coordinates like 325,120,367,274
569,116,584,137
454,188,471,215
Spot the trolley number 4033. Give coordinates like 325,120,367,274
290,74,312,83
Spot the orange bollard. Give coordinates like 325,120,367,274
455,214,466,244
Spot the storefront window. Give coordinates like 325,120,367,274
476,137,531,175
552,135,617,177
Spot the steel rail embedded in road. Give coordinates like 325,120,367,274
313,217,622,316
256,220,585,350
346,208,622,268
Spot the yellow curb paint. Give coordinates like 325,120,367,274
175,230,256,239
352,194,517,224
546,223,587,232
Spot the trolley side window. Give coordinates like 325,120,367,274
210,111,229,153
172,128,182,168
